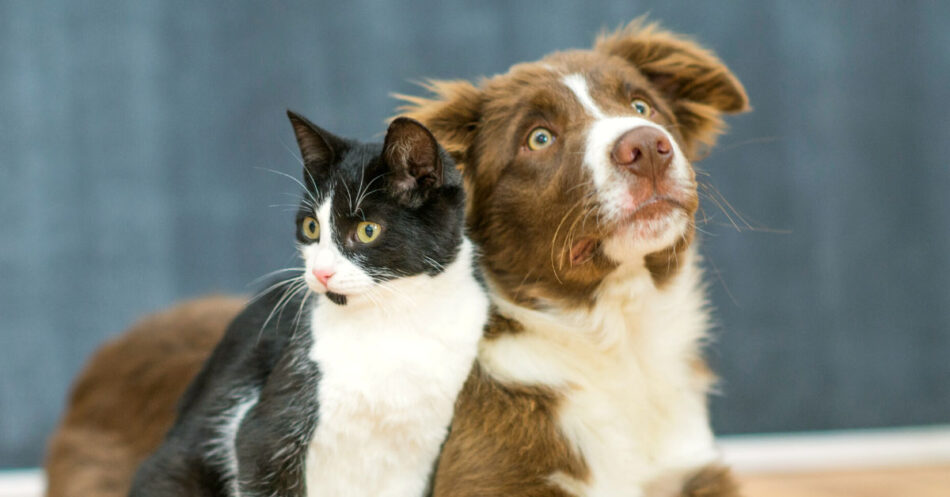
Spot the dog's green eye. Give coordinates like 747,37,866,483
632,99,652,116
356,221,381,243
527,127,555,151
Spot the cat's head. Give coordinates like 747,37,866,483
287,111,465,306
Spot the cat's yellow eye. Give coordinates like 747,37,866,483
526,127,555,151
301,216,320,240
631,98,652,116
356,221,381,243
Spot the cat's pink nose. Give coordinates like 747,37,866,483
312,269,334,287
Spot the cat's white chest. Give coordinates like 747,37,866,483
302,252,487,497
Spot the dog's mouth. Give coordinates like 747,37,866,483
620,195,689,243
569,237,598,266
624,195,684,220
568,195,689,267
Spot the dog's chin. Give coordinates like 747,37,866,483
601,207,690,265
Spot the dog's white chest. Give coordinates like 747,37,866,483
553,344,718,497
484,258,718,497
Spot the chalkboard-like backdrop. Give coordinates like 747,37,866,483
1,0,948,468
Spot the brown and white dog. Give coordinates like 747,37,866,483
399,19,749,497
45,19,748,497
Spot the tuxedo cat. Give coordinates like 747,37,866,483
129,112,489,497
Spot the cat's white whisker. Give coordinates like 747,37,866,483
275,282,310,327
361,288,392,320
248,268,306,288
303,166,320,200
351,157,368,215
282,192,315,208
261,281,304,326
372,280,419,309
257,167,317,204
277,134,306,167
248,275,305,306
292,289,313,332
353,173,386,214
365,288,384,310
341,177,355,215
258,280,309,341
423,256,445,271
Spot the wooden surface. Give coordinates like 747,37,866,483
2,466,950,497
739,465,950,497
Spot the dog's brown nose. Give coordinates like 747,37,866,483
610,127,673,179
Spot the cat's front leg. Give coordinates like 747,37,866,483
235,345,320,497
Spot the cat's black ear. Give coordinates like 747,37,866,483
383,117,444,202
287,110,346,173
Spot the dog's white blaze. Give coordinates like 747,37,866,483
562,74,606,119
583,116,692,189
482,247,718,496
305,239,488,497
300,196,376,297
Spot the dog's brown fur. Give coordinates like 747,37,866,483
681,466,743,497
402,19,748,496
44,296,244,497
434,364,587,497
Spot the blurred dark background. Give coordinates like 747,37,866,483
1,0,948,468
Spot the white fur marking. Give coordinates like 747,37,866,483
226,397,257,496
562,74,605,119
300,196,376,298
482,249,718,497
201,392,259,497
305,240,488,497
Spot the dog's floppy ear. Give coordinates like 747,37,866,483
395,79,484,167
595,18,750,158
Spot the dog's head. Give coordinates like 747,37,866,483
400,20,749,308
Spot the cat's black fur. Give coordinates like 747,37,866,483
129,282,317,497
129,112,467,497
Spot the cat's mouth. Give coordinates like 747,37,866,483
325,292,348,306
303,269,350,306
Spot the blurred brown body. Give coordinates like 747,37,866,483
44,297,243,497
